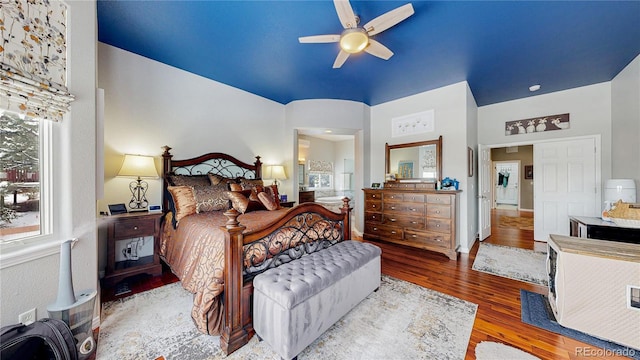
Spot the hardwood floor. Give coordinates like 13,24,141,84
99,208,629,359
373,208,628,359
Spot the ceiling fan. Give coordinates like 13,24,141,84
299,0,414,68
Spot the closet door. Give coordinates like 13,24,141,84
534,137,598,241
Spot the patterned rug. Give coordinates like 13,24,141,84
472,243,548,286
96,276,478,360
499,215,534,231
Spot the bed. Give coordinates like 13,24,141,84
158,146,352,355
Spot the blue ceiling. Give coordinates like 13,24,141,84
97,1,640,107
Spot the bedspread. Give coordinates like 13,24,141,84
160,209,288,335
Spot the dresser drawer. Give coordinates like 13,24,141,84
365,223,403,240
426,218,451,233
384,215,425,229
404,229,451,249
365,191,383,201
385,202,425,216
403,193,425,203
384,192,405,202
426,204,451,219
426,194,451,205
365,200,382,212
365,212,383,224
113,217,156,239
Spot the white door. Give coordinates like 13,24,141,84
534,138,597,241
478,144,492,240
495,161,519,206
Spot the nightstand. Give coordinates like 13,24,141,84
280,201,296,208
103,212,163,288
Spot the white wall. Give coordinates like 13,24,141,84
465,83,479,250
370,81,473,253
1,0,98,327
611,54,640,198
97,43,285,273
478,82,613,183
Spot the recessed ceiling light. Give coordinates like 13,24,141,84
324,130,333,133
529,84,541,92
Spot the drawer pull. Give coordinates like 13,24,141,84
391,231,397,234
436,224,440,227
373,227,378,231
391,206,396,210
133,226,138,230
372,215,377,219
411,221,418,224
372,205,376,208
389,218,396,222
436,238,442,242
435,210,440,214
412,234,417,238
410,208,416,212
373,195,377,198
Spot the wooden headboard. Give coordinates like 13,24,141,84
161,145,262,212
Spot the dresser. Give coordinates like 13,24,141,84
363,187,459,260
299,190,315,203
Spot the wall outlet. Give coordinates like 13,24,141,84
19,308,36,325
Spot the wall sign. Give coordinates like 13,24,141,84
392,109,435,137
505,113,569,136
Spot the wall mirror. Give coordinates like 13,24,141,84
385,136,442,183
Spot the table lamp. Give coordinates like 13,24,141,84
264,165,287,187
117,154,158,211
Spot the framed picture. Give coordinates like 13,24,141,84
397,160,414,179
371,182,381,189
467,147,474,177
524,165,533,179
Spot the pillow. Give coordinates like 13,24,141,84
238,177,264,191
229,183,243,192
258,192,279,211
208,173,236,188
225,190,266,214
264,184,281,209
166,174,211,187
193,183,229,212
167,186,197,223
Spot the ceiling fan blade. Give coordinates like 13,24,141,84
365,39,394,60
334,0,358,29
333,50,350,68
363,3,414,36
298,34,341,43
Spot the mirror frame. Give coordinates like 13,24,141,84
385,135,442,183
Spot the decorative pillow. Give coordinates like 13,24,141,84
225,190,266,214
193,183,229,212
264,184,281,209
167,186,197,223
258,192,279,211
229,183,243,192
166,174,211,187
208,173,237,188
238,178,264,191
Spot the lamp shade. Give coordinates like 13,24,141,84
117,154,158,178
264,165,287,180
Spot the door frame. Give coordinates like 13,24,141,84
479,135,601,238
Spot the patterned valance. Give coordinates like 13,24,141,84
0,0,74,121
308,160,333,174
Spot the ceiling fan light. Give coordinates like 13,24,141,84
340,28,368,53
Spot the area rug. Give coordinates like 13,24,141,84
499,215,534,231
475,341,540,360
96,276,478,360
520,290,640,360
472,243,548,286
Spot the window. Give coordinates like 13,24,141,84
0,110,51,246
307,160,333,190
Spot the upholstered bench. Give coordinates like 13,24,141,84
252,240,381,360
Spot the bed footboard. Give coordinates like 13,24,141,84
220,199,352,355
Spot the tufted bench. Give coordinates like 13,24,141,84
252,240,381,360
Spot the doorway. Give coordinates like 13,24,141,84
494,160,520,210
